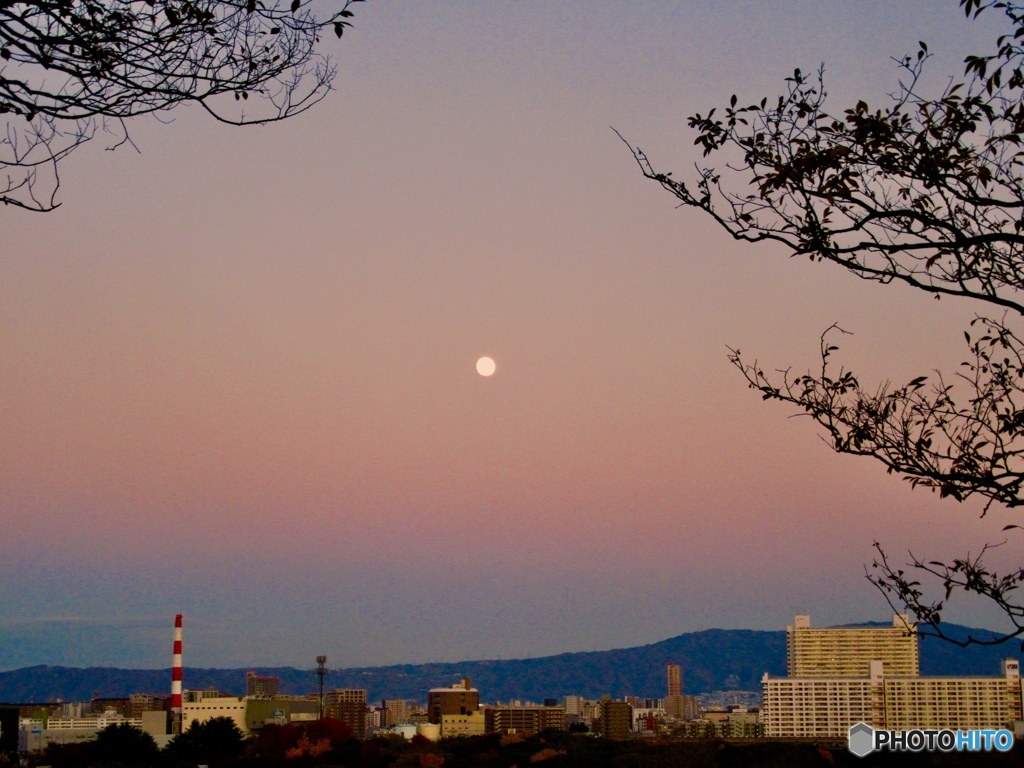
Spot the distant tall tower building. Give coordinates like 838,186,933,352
666,662,682,697
664,661,691,719
246,672,280,698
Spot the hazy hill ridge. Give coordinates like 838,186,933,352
0,623,1012,703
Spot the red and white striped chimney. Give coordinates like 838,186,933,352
171,614,183,734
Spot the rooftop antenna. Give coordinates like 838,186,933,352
316,655,328,719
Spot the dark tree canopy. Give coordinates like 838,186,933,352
624,0,1024,646
164,715,246,766
93,721,160,766
0,0,363,211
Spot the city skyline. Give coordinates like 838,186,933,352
2,2,1020,670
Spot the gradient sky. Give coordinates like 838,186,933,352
2,1,1021,671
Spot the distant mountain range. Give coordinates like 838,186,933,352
0,623,1015,704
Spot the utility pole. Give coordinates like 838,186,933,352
316,655,328,720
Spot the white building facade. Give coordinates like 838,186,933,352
763,616,1023,738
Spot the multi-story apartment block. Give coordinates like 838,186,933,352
382,699,409,727
563,695,584,717
677,710,762,739
484,705,565,735
128,693,168,718
325,689,367,737
598,700,633,740
787,614,918,677
182,688,222,703
246,673,280,698
427,679,479,724
632,708,660,736
581,699,603,724
665,694,699,721
883,660,1022,732
365,705,383,736
763,616,1023,737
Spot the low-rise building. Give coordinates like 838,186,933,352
181,693,319,735
484,705,565,735
182,696,248,733
441,710,486,737
18,714,143,752
701,708,763,738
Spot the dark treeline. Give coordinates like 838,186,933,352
11,720,1024,768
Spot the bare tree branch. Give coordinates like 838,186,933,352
623,0,1024,645
0,0,365,211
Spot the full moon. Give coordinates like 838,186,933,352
476,356,496,377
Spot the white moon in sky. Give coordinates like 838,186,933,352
476,356,496,377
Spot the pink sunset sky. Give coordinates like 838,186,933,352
1,1,1020,669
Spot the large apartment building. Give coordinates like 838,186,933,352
763,615,1023,737
884,662,1022,732
325,689,368,738
484,705,565,735
787,614,918,677
598,700,633,740
245,673,280,698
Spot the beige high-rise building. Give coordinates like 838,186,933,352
382,699,409,727
667,662,682,697
763,615,1023,737
763,662,886,737
665,661,694,719
787,614,918,677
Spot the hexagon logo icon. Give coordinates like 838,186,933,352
848,722,875,757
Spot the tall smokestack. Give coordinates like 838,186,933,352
170,614,183,735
